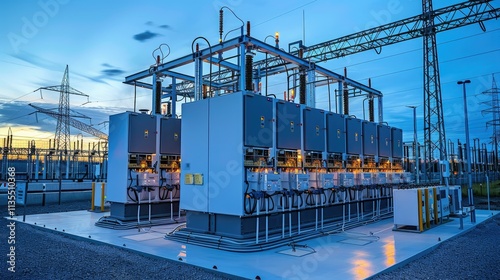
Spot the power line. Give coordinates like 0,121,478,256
0,90,39,105
383,71,500,97
361,48,500,80
254,0,318,27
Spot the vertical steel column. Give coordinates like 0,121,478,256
152,73,159,110
306,68,316,107
239,43,246,92
35,153,39,181
194,50,203,100
171,78,177,116
458,80,475,222
378,96,383,123
337,82,343,114
65,155,69,179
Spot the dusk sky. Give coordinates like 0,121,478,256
1,0,499,151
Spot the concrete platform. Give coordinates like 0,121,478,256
14,210,498,279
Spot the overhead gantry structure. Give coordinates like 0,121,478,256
124,27,383,122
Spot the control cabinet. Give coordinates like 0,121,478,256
326,113,346,154
244,94,274,148
346,117,362,155
391,128,403,158
303,108,325,152
276,101,301,150
160,118,181,155
378,125,392,158
362,121,377,156
107,112,157,204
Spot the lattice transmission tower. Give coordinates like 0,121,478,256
36,65,89,153
481,74,500,160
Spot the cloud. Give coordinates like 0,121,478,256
9,51,114,86
133,31,160,42
81,74,110,85
10,51,62,72
101,69,126,77
80,63,126,84
144,21,170,29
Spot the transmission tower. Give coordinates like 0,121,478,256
36,65,89,153
480,74,500,167
422,0,447,183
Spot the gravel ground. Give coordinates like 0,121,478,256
371,213,500,280
371,197,500,280
1,198,499,279
0,201,241,280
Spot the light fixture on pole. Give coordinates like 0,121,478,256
407,105,419,184
457,79,475,223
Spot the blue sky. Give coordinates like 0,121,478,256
0,0,499,151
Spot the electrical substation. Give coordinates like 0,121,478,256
5,1,500,279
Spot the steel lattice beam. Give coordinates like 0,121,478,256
289,0,499,62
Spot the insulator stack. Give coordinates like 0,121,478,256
343,86,349,115
368,78,374,121
166,101,171,116
343,68,349,115
299,72,306,105
219,9,223,42
368,98,374,122
245,54,253,91
155,80,162,114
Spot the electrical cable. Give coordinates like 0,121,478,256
0,90,39,106
254,0,317,27
152,43,171,63
166,207,393,252
220,6,244,42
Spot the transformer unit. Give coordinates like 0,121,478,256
106,112,180,221
180,93,273,216
179,92,397,240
